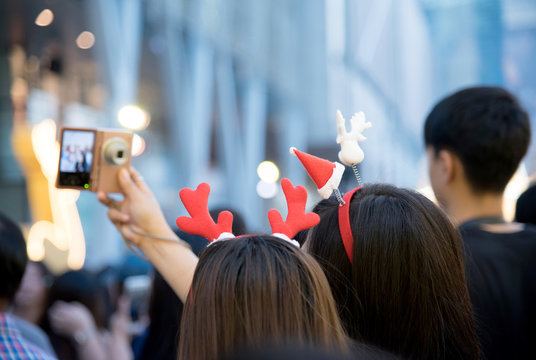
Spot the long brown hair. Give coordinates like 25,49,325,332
178,235,349,360
306,184,479,359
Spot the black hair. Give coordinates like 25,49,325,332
0,212,28,300
424,86,530,193
306,184,479,360
138,270,182,360
516,183,536,225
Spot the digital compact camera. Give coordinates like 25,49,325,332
56,127,133,193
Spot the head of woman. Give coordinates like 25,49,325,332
178,235,348,360
305,184,479,360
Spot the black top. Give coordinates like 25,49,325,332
460,222,536,360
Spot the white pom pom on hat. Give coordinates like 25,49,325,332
289,147,344,199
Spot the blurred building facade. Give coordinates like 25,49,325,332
1,0,535,269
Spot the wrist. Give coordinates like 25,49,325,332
73,326,97,346
137,226,177,245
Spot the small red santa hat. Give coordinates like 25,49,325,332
290,147,345,199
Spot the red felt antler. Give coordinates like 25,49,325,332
268,178,320,241
176,183,234,242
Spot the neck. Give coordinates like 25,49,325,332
447,191,504,225
12,304,44,324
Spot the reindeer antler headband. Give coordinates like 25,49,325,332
176,178,320,247
291,110,371,262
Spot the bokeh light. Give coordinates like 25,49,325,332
503,164,529,221
131,134,146,157
257,161,280,183
76,31,96,50
256,180,278,199
417,185,437,204
35,9,54,27
118,105,150,130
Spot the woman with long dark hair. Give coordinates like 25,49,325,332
99,168,350,359
178,235,348,360
304,184,479,360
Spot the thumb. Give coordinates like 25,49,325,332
118,168,139,199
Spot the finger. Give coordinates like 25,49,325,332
97,192,109,205
48,308,65,321
98,192,123,212
118,224,144,246
70,301,85,309
108,208,130,223
128,167,151,193
117,296,131,317
118,168,142,199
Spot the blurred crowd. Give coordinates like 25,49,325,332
4,255,182,360
1,86,535,360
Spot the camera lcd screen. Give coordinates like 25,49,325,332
58,129,95,188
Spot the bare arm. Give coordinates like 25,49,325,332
98,167,198,302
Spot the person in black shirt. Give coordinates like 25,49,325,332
424,86,535,359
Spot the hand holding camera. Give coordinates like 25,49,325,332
97,167,173,247
98,166,198,302
56,127,133,193
57,127,197,301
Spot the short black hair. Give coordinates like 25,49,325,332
424,86,531,193
0,212,28,299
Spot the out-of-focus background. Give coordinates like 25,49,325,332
1,0,535,272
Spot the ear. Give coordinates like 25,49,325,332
437,149,456,184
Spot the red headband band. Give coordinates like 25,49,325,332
338,187,362,263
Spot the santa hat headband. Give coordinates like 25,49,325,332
290,146,355,261
291,110,372,262
289,147,345,200
176,178,320,247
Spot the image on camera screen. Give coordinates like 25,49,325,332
58,130,95,188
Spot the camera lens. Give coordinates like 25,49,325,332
103,137,129,166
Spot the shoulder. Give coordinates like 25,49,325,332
521,223,536,235
461,224,536,244
11,315,57,357
461,225,536,267
0,313,57,360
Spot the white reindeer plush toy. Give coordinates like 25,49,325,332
336,110,372,185
336,110,372,166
